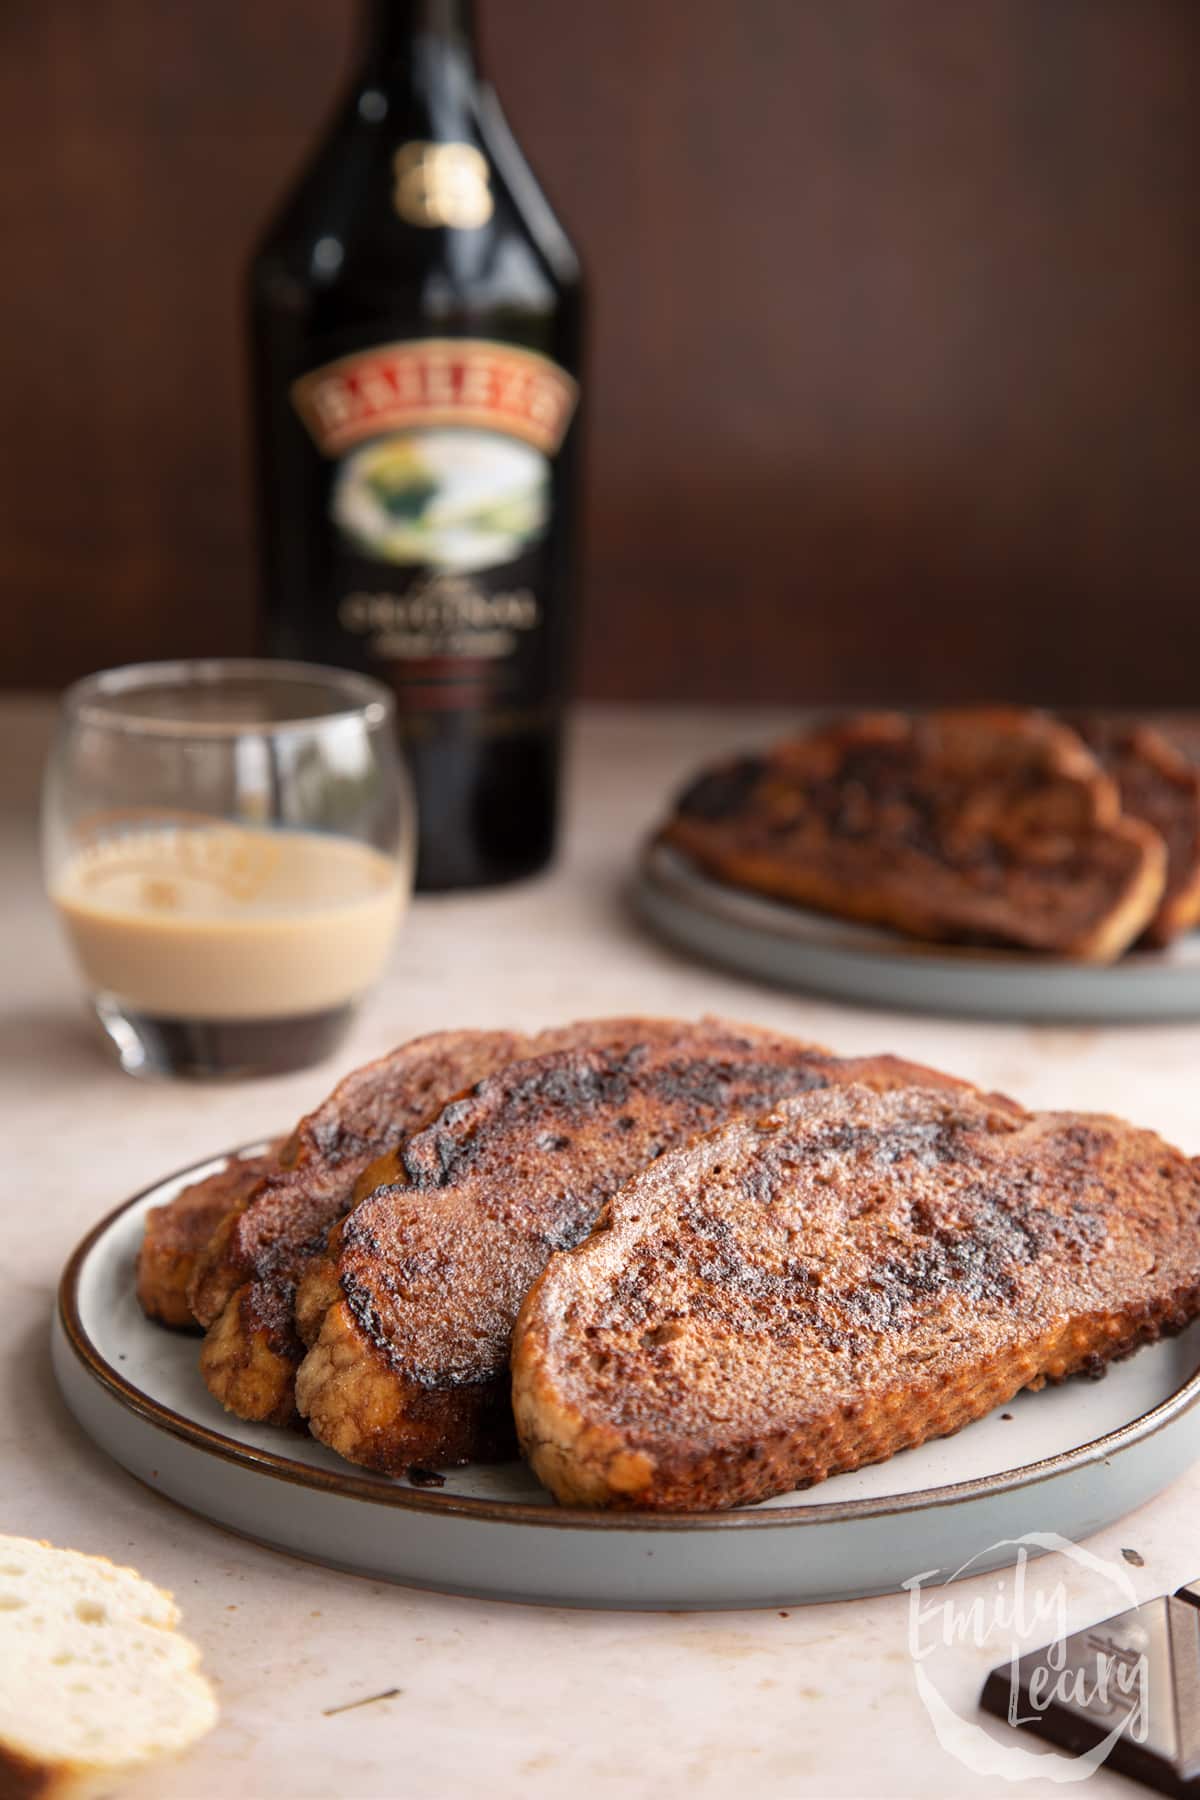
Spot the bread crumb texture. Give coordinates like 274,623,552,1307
0,1535,216,1800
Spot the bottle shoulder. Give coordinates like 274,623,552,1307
475,86,581,289
250,86,581,330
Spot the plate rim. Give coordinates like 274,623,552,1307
640,838,1194,975
59,1149,1200,1535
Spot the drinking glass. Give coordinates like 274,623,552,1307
42,660,414,1078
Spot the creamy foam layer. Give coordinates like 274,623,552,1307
52,826,404,1019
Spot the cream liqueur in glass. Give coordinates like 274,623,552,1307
44,662,413,1078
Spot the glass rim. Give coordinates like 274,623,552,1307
60,659,396,738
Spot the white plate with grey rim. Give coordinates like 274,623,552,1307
53,1146,1200,1611
634,839,1200,1023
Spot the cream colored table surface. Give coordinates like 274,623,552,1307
2,697,1197,1800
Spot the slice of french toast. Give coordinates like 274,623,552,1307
661,709,1166,961
512,1084,1200,1511
293,1039,1010,1471
135,1145,281,1330
1066,715,1200,947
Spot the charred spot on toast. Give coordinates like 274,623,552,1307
237,1276,302,1358
675,757,767,822
394,1045,843,1195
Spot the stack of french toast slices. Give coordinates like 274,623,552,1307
138,1014,1200,1511
659,708,1200,960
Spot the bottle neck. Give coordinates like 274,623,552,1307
361,0,479,76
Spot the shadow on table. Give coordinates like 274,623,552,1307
6,1309,96,1483
0,1002,111,1084
12,1309,156,1509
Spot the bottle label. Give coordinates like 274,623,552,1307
291,339,577,731
292,338,576,458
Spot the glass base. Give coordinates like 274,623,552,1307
92,994,356,1080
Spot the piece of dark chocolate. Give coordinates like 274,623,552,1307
981,1595,1200,1795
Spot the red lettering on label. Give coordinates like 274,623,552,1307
291,339,578,458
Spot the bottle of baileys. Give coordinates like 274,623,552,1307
249,0,583,889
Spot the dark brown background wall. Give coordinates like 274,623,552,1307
3,1,1198,703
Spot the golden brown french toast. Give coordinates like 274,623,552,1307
661,709,1166,961
512,1085,1200,1511
294,1039,1008,1471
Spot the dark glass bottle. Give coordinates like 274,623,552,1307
249,0,583,889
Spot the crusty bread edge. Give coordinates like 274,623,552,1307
1135,728,1200,946
666,812,1167,963
0,1737,214,1800
514,1255,1200,1512
512,1292,656,1507
296,1298,515,1470
197,1282,301,1429
1062,815,1167,961
0,1742,131,1800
